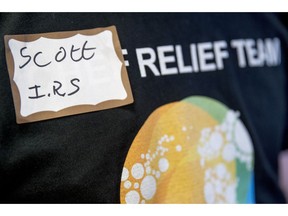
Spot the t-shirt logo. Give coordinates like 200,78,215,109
120,96,254,204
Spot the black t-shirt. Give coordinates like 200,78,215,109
0,13,287,203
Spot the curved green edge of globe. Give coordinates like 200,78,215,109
183,96,254,203
183,96,227,123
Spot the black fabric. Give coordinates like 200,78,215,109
0,13,287,203
278,13,288,151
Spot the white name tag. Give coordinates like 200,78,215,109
5,26,133,123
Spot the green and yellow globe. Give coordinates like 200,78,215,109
120,96,254,204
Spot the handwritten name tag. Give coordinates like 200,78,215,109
5,26,133,124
